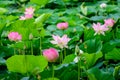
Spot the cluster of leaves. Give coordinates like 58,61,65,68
0,0,120,80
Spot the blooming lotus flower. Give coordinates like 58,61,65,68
100,3,107,8
24,7,35,15
104,19,115,27
50,35,71,49
57,22,68,30
8,32,22,41
24,14,33,19
43,48,59,62
92,23,109,35
20,7,34,20
20,14,33,20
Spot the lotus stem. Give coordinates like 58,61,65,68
60,49,63,63
31,40,33,55
64,48,66,58
78,58,80,80
52,63,54,80
40,36,42,55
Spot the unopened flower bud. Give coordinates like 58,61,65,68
73,56,80,63
79,50,83,54
73,28,76,32
75,45,79,55
29,33,33,40
57,22,68,30
100,3,107,8
43,48,59,62
80,39,82,43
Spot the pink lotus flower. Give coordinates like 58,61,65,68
92,23,109,35
19,7,34,20
24,14,33,19
104,19,115,27
24,7,35,15
57,22,68,30
20,16,26,20
8,32,22,41
43,48,59,62
50,35,71,48
20,14,33,20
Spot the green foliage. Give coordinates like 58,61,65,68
0,1,15,7
55,63,78,80
10,19,39,40
105,48,120,60
87,68,115,80
0,0,120,79
6,55,48,74
84,28,95,41
80,39,102,53
44,77,59,80
0,20,6,38
0,57,6,65
83,52,103,68
0,7,7,14
63,54,76,64
30,0,49,6
113,66,120,80
102,41,116,53
35,13,51,24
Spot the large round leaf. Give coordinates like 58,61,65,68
6,55,48,74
